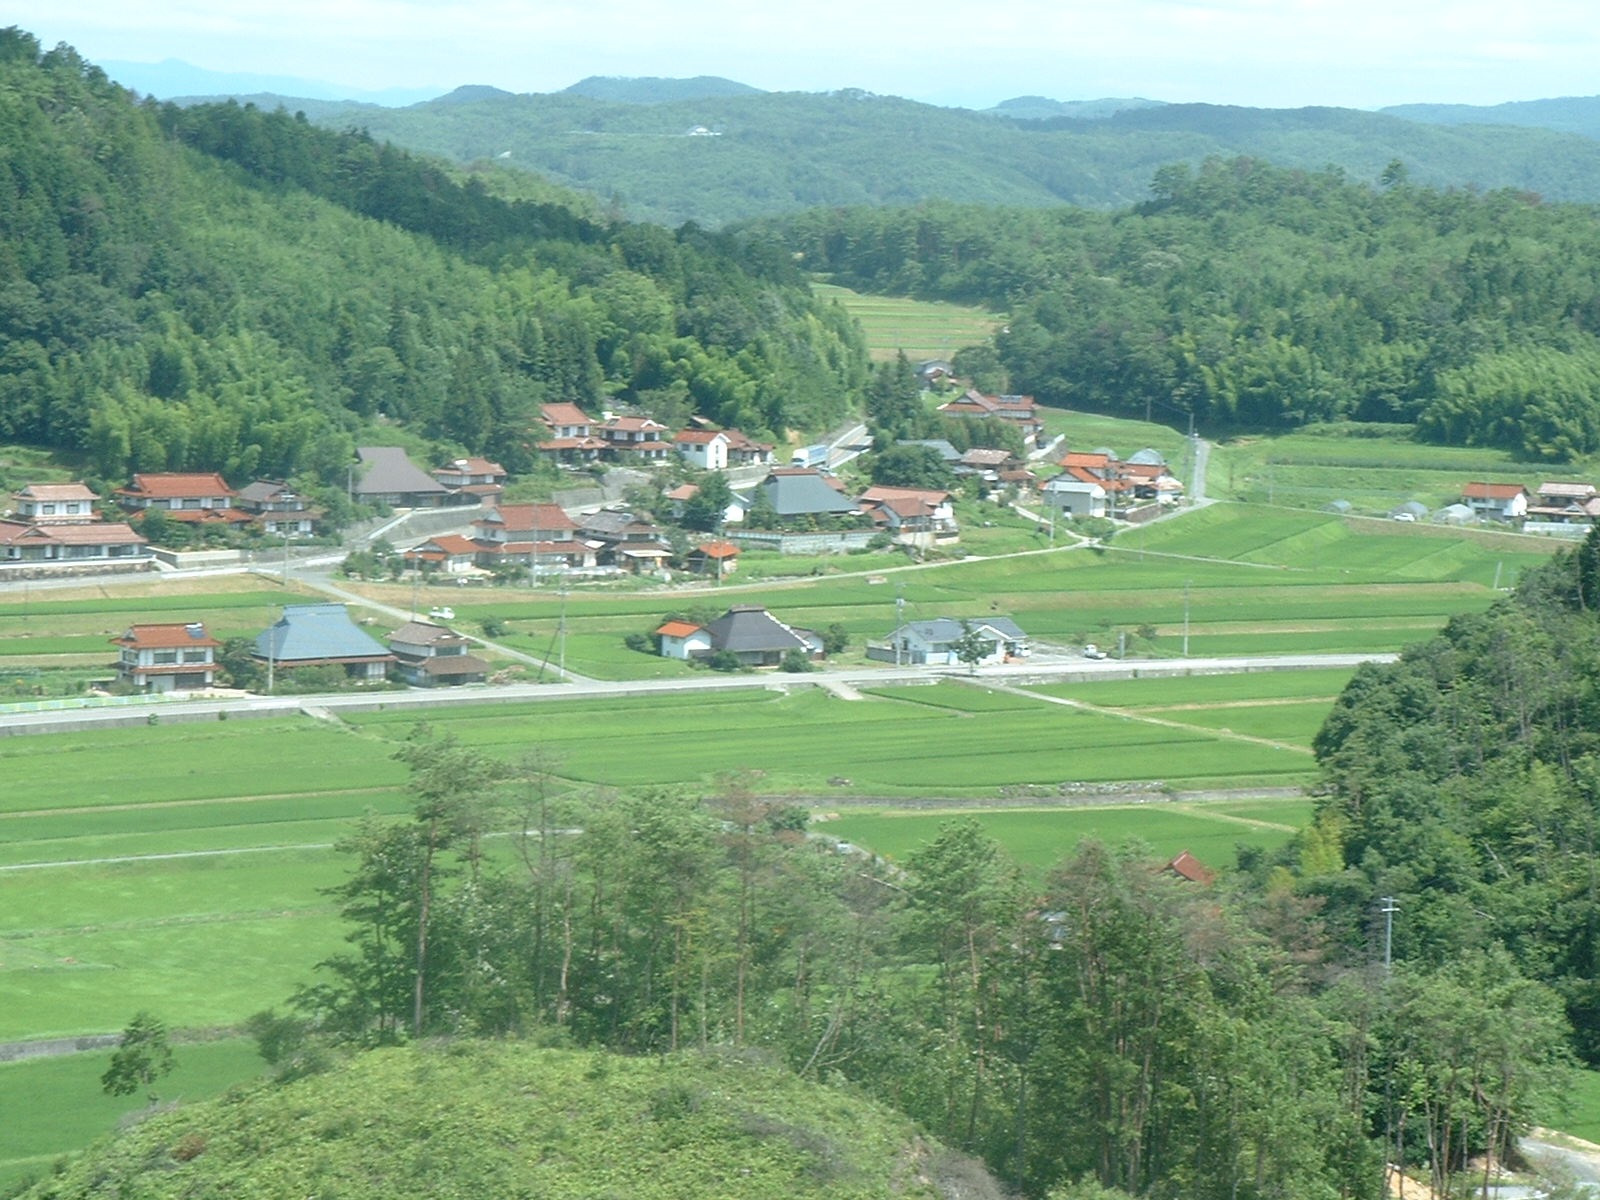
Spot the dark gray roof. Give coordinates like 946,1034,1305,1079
703,605,810,653
254,604,393,663
897,439,962,462
355,447,449,498
895,617,1028,643
758,471,860,517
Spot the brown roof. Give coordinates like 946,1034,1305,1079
1463,481,1529,500
417,534,483,556
665,483,700,501
119,472,233,499
481,503,577,535
436,457,505,476
859,485,950,505
0,521,146,546
1164,850,1215,884
112,622,221,650
541,402,594,426
15,482,98,502
1060,452,1111,470
674,429,724,444
695,540,740,559
602,415,667,433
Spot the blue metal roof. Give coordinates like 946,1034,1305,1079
254,604,391,662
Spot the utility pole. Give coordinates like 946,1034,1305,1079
558,575,568,678
1380,896,1399,971
894,584,905,667
1182,579,1191,657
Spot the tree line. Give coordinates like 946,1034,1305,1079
254,723,1573,1199
760,158,1600,459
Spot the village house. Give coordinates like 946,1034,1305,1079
387,620,490,687
580,509,672,574
431,457,508,504
403,533,488,576
1040,475,1108,518
747,468,864,524
599,415,671,464
11,482,98,523
472,502,598,573
1462,481,1531,521
0,517,149,567
115,473,250,526
655,604,821,666
235,481,318,537
674,429,731,471
687,539,741,579
873,616,1030,667
1530,481,1600,524
664,482,748,527
536,402,607,464
857,485,958,541
252,603,395,683
110,621,221,692
353,447,451,508
936,389,1045,446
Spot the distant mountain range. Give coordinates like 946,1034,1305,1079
105,59,1600,227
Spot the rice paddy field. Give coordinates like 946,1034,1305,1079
812,281,1003,362
0,491,1583,1183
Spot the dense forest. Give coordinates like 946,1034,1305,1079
766,160,1600,458
252,85,1600,228
0,28,866,493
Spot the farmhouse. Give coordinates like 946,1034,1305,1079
235,480,318,536
473,502,599,573
110,621,222,692
536,402,607,463
0,517,149,566
874,617,1030,666
857,485,958,541
388,620,490,687
252,604,395,682
598,415,670,463
431,457,508,503
674,429,730,471
116,473,250,525
1461,482,1530,521
353,448,451,508
749,469,864,523
1040,476,1107,518
11,482,98,523
1530,481,1600,523
656,604,821,666
936,390,1045,446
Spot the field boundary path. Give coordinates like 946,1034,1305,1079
971,680,1317,756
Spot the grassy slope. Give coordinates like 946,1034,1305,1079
21,1043,976,1200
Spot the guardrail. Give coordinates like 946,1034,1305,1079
0,690,194,715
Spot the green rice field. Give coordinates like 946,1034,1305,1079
812,281,1002,361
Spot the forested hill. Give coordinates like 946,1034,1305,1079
0,28,866,491
1310,524,1600,1061
764,159,1600,459
181,84,1600,227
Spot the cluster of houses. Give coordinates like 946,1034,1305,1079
1040,449,1186,519
111,603,492,693
1455,480,1600,528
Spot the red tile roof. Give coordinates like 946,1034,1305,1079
112,622,221,650
119,473,233,498
1463,481,1529,500
696,540,740,558
656,620,703,638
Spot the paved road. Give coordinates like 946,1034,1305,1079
0,652,1391,737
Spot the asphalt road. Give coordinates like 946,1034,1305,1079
0,651,1391,737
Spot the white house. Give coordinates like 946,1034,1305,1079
1462,482,1530,521
110,621,221,692
1040,476,1108,518
674,430,730,471
880,617,1030,666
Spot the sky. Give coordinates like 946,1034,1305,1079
10,0,1600,110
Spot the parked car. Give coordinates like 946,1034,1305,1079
428,606,456,621
1082,644,1108,660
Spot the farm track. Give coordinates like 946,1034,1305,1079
0,787,394,821
982,681,1315,755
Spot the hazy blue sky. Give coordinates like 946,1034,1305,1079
12,0,1599,109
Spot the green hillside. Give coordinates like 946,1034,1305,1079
21,1043,991,1200
243,86,1600,227
0,28,868,492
